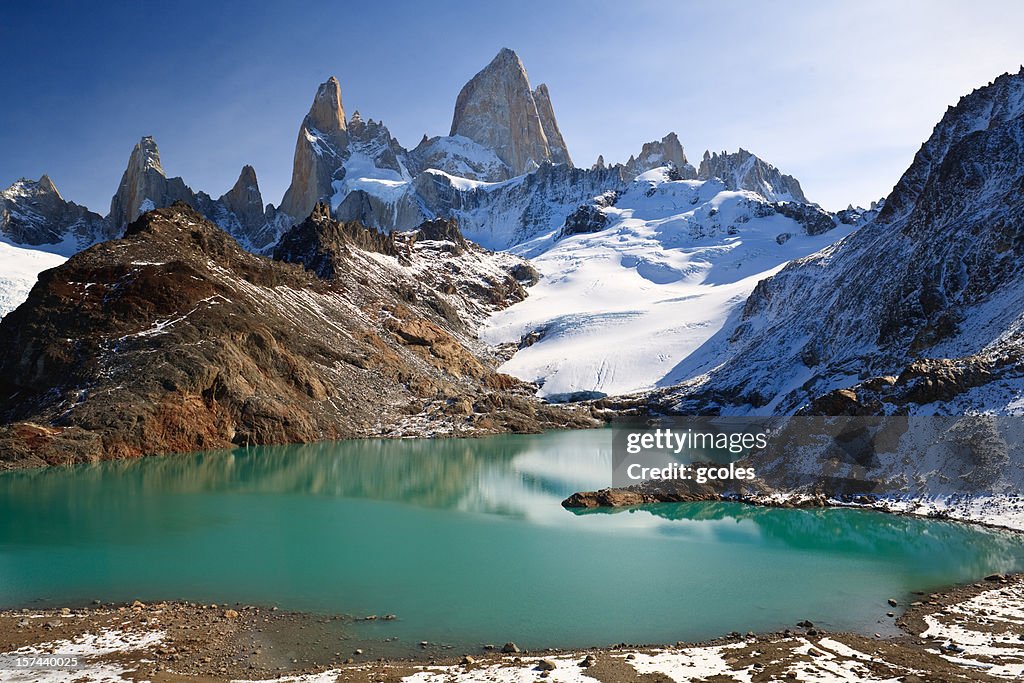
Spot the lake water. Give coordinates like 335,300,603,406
1,429,1023,652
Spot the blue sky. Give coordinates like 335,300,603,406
2,0,1022,213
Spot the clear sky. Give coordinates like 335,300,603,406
2,0,1022,213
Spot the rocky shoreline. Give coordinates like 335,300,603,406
562,483,1024,535
2,575,1022,681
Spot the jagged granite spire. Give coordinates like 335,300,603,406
450,48,565,175
279,76,350,219
532,83,572,167
697,148,807,203
218,165,265,231
624,132,696,178
109,136,195,228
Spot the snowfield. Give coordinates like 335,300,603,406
0,241,66,318
481,169,856,400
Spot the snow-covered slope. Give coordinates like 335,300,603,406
480,168,856,400
652,67,1024,417
0,241,65,318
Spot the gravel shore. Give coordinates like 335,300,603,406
2,575,1023,681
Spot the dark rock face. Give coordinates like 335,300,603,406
0,203,595,469
771,202,837,236
411,218,469,251
559,204,608,238
273,203,398,279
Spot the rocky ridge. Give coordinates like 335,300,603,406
697,148,808,203
0,203,594,469
653,67,1024,417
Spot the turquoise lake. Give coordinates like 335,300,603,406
1,428,1023,651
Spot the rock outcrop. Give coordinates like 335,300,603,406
0,203,595,469
697,148,807,203
449,48,569,177
279,77,349,219
624,132,696,179
106,138,285,253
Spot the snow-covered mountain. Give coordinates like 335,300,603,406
1,176,112,254
650,67,1024,417
481,168,857,400
697,148,808,203
0,46,854,385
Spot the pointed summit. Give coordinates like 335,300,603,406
219,165,265,231
450,48,570,176
109,136,195,228
36,174,60,197
280,76,350,219
1,175,110,251
308,76,347,137
532,84,572,167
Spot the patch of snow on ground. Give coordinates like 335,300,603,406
921,582,1024,678
400,656,601,683
0,627,164,682
620,644,753,682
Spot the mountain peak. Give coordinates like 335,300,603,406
109,136,199,229
449,48,571,175
134,136,165,175
493,47,524,67
279,77,352,219
532,83,572,167
879,68,1024,224
624,132,695,179
308,76,347,136
236,164,257,187
697,148,807,203
219,165,265,233
36,174,60,197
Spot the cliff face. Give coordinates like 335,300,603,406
0,203,594,469
450,48,569,177
532,84,572,167
109,136,196,230
279,77,350,220
218,165,266,236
